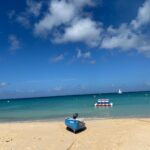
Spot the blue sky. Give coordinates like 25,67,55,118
1,0,150,99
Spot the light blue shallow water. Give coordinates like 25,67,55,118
0,91,150,122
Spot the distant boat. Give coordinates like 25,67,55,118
95,99,113,107
118,89,122,94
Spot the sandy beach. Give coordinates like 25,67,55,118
0,118,150,150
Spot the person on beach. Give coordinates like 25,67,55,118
73,113,78,119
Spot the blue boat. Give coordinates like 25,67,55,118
65,113,86,133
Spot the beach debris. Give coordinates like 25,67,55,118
5,138,13,143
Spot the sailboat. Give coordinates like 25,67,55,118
118,89,122,94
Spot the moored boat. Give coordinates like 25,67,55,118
95,99,113,107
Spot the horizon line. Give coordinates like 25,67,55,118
0,90,150,101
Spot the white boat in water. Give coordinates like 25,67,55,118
118,89,122,94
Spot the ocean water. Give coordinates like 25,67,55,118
0,91,150,122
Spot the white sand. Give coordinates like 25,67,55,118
0,118,150,150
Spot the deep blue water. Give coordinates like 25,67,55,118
0,91,150,122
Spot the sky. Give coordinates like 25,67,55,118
1,0,150,99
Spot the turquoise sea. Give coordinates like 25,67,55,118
0,91,150,122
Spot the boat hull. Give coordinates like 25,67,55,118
65,118,86,133
95,103,113,107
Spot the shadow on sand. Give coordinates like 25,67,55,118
66,127,87,134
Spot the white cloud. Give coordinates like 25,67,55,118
100,0,150,56
34,0,77,36
83,51,91,58
101,26,150,55
34,0,99,43
75,49,96,64
10,0,150,57
34,0,91,36
12,0,42,28
90,60,96,64
101,24,140,50
34,0,150,56
12,0,101,47
77,49,91,59
8,35,21,51
26,0,42,17
0,82,8,88
50,54,64,63
16,15,30,28
131,0,150,29
55,18,102,46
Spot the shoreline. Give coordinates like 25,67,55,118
0,116,150,124
0,90,149,101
